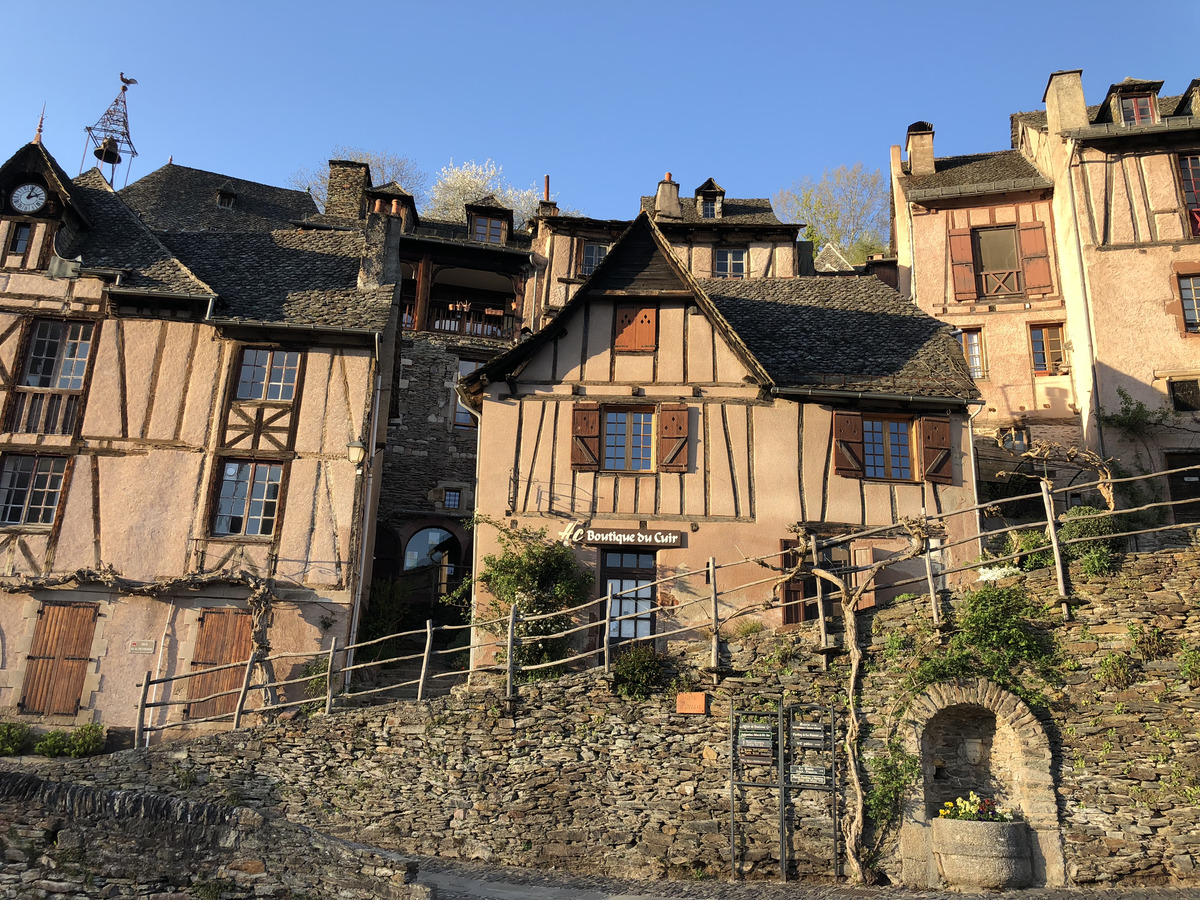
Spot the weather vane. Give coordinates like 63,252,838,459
80,73,140,186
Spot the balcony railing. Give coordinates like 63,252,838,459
430,301,513,339
981,269,1022,296
7,389,81,435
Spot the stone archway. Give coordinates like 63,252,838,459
897,678,1065,888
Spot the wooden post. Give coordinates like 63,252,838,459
810,536,828,663
323,638,338,715
232,652,257,730
417,620,433,701
135,671,152,748
708,557,720,671
506,605,518,700
924,547,941,627
1040,479,1069,610
602,590,613,674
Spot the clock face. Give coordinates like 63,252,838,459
10,183,47,214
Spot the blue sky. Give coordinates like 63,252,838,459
4,0,1197,220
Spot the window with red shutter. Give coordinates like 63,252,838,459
920,416,954,484
657,403,689,473
948,229,977,302
19,601,98,716
1018,222,1053,293
571,403,601,471
833,411,865,478
614,305,656,352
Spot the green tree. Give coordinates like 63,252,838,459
773,162,889,263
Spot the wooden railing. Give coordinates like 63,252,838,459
7,388,81,434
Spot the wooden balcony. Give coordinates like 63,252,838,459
429,301,513,339
7,388,82,435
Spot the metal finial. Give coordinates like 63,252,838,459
33,104,45,144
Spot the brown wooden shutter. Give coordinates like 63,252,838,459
852,545,877,610
832,410,865,478
657,403,689,472
920,416,954,484
948,229,978,302
1018,222,1053,292
634,306,657,351
571,403,601,471
20,601,99,716
186,608,253,720
615,305,656,351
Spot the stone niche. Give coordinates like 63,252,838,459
898,678,1066,889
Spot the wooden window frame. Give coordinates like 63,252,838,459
8,221,32,254
1120,94,1155,126
472,215,504,244
210,459,286,539
603,406,655,472
701,199,716,219
949,221,1052,302
862,416,915,481
780,539,819,625
834,411,951,484
1178,274,1200,335
6,318,97,436
1169,379,1200,413
234,347,303,402
713,248,746,279
957,328,986,379
1000,426,1031,453
454,358,484,430
579,242,609,277
1029,324,1066,375
602,548,656,643
972,226,1022,298
1180,155,1200,238
0,454,69,528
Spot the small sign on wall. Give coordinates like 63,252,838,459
128,640,155,654
676,691,707,715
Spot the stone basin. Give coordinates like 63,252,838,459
931,817,1032,889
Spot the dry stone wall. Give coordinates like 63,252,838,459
6,548,1200,888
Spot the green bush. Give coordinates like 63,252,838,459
866,740,921,828
1059,506,1121,559
1097,651,1133,689
612,645,666,700
0,722,31,756
1078,546,1118,576
34,729,72,758
1180,642,1200,686
68,722,105,758
1004,529,1054,571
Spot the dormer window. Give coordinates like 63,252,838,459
473,215,503,244
216,190,236,209
701,199,716,219
1120,94,1155,126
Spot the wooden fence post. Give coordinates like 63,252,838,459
602,590,613,674
708,557,720,670
810,536,829,657
232,651,257,730
417,620,433,701
135,671,152,748
324,638,339,715
1040,480,1071,615
924,548,941,628
506,605,518,701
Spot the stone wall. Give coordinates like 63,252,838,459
8,548,1200,888
0,770,432,899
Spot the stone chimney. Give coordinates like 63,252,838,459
905,122,935,177
326,160,371,219
1044,69,1089,135
653,172,681,221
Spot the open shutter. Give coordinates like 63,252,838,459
657,403,689,472
1018,222,1052,292
832,411,865,478
921,416,953,485
948,229,977,302
20,602,99,716
187,608,253,720
571,403,600,471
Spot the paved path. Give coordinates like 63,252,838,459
414,857,1200,900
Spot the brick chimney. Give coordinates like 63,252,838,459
326,160,371,219
905,122,935,177
653,172,681,221
1043,69,1089,134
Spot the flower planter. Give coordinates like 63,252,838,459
931,817,1031,889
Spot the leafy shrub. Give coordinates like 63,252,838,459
1078,546,1118,576
866,740,921,827
34,729,72,758
1130,623,1169,661
1059,506,1121,558
303,657,329,700
1004,529,1054,571
0,722,31,756
1180,643,1200,686
612,645,666,700
732,619,765,639
68,722,105,758
1097,651,1133,689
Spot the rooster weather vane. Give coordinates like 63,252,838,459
81,73,140,186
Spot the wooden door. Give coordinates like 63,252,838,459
20,601,98,716
186,608,253,720
1166,453,1200,525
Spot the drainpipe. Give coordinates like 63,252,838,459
1064,138,1104,457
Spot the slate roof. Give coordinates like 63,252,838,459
65,169,212,295
902,150,1051,201
119,163,318,233
638,195,783,225
160,230,391,330
814,244,858,273
697,276,979,401
409,216,533,250
1010,96,1187,144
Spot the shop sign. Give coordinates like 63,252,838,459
790,765,831,787
557,520,685,548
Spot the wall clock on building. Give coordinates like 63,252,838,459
10,183,47,214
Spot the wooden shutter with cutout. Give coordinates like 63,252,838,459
20,601,99,716
1018,222,1053,293
657,403,689,472
948,229,978,302
832,410,865,478
186,608,253,720
921,416,953,484
571,403,600,471
615,304,656,351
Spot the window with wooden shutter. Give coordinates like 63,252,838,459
1018,222,1053,293
614,304,656,352
571,403,601,471
832,411,865,478
780,539,819,624
851,545,877,610
948,229,978,302
657,403,689,473
19,601,98,716
186,607,253,720
920,416,954,484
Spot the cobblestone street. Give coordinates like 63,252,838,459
416,857,1200,900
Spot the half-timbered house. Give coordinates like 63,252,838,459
460,214,979,653
0,140,394,738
